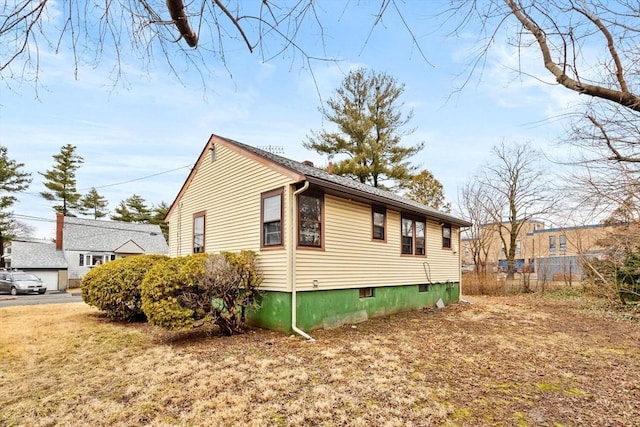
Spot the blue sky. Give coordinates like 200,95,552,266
0,1,578,239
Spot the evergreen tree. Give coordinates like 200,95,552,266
80,187,109,219
39,144,84,216
305,68,423,189
150,201,169,241
405,170,451,213
0,146,32,266
111,194,151,223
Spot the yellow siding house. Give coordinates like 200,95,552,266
165,134,471,334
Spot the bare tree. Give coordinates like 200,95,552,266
1,1,427,89
477,142,556,281
458,178,495,275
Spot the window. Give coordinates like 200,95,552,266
418,284,429,293
549,235,556,252
359,287,374,298
298,192,323,247
372,206,386,241
442,223,452,249
401,216,426,256
516,239,521,256
193,212,205,253
262,189,283,247
559,235,567,252
79,253,84,266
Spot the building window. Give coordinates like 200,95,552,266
516,239,521,256
298,192,323,247
401,216,426,256
79,254,84,266
549,235,556,252
359,287,374,298
418,284,429,292
442,223,452,249
261,189,283,247
559,235,567,252
372,206,386,241
193,212,205,253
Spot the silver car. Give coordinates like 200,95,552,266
0,271,47,295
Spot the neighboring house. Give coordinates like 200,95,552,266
165,134,471,334
3,239,68,291
57,214,169,288
461,220,614,279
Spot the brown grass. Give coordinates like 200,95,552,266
1,295,639,426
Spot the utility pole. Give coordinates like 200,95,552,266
0,230,4,269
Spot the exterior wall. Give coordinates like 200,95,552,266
248,283,459,333
166,143,296,291
295,195,461,291
462,221,614,271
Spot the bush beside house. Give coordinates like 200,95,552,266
81,254,169,321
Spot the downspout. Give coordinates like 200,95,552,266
291,181,314,341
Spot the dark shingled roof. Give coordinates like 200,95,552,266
215,134,472,227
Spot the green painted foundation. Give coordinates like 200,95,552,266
247,282,459,333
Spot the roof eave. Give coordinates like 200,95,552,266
304,176,472,228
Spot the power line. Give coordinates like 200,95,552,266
78,164,194,191
10,214,161,235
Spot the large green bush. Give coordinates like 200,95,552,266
141,251,262,334
81,254,169,321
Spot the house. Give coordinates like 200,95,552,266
6,214,169,290
3,239,68,291
165,134,471,334
57,214,169,288
461,220,615,279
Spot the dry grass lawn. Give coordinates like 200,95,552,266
1,294,638,426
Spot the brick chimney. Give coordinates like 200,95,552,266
56,213,64,250
327,161,334,174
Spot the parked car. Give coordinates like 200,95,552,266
0,271,47,295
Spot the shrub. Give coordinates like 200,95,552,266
81,254,169,321
141,251,262,334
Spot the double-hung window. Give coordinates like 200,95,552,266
193,212,205,253
372,206,386,241
262,189,283,247
559,235,567,252
401,216,426,255
298,192,323,248
442,223,452,249
549,235,556,253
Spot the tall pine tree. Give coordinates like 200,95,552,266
39,144,84,216
111,194,151,223
305,68,423,189
0,146,32,266
79,187,109,219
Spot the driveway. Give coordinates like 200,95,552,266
0,291,83,307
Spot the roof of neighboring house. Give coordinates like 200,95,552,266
169,134,472,227
62,217,169,253
8,240,68,269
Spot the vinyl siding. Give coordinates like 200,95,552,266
166,144,295,291
295,195,460,291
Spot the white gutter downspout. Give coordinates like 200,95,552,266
291,181,315,341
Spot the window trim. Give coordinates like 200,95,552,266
297,190,325,250
442,223,452,249
261,187,284,249
193,211,206,253
401,215,427,257
372,206,387,242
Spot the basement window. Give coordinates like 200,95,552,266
359,287,374,298
418,284,429,293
